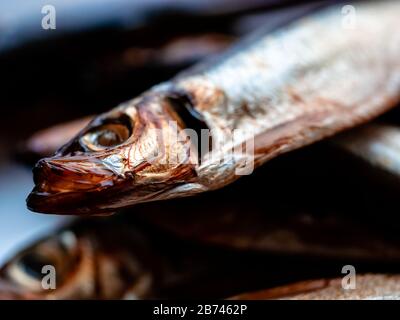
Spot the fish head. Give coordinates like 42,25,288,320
27,93,201,215
0,221,155,299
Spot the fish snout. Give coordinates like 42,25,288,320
27,157,120,214
33,157,116,193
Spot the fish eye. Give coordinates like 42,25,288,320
2,232,78,292
80,115,132,152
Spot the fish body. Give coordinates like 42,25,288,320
28,1,400,215
230,274,400,300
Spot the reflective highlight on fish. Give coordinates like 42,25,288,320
334,123,400,176
27,1,400,215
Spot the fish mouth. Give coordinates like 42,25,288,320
26,157,126,215
27,188,115,215
26,156,197,215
